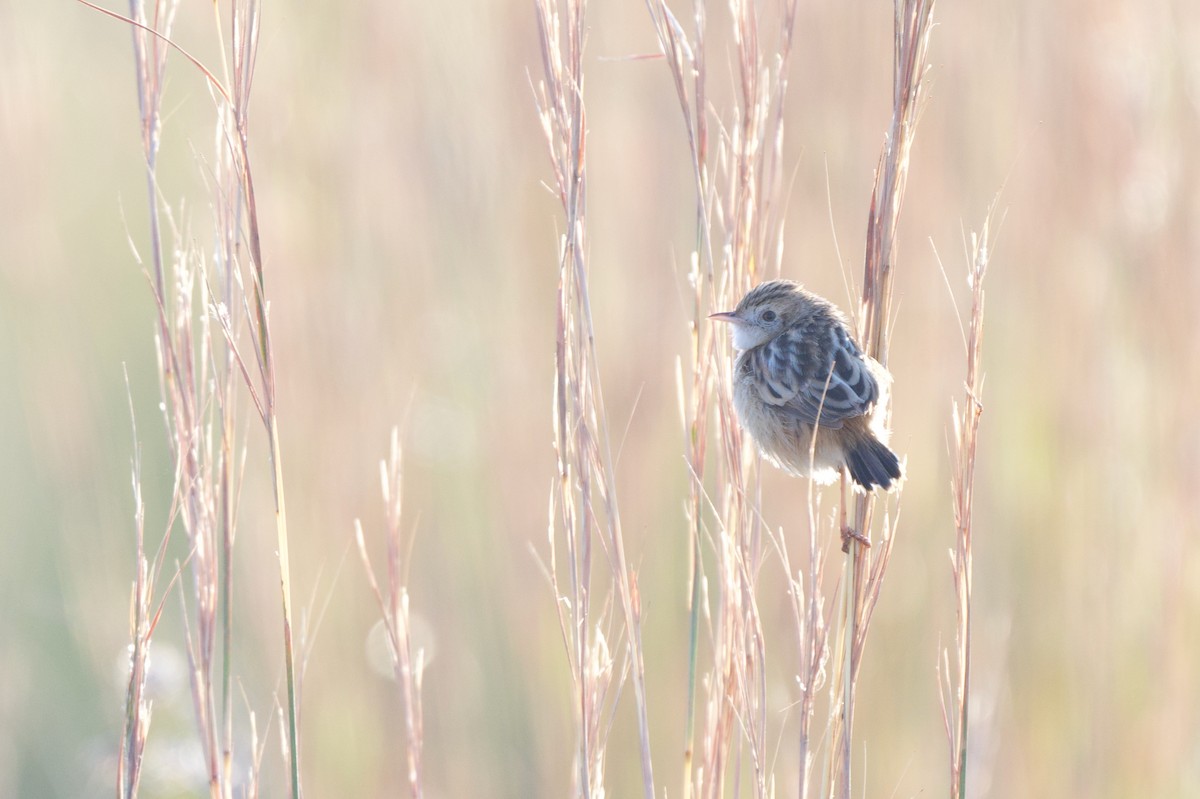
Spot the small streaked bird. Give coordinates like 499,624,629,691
711,280,903,491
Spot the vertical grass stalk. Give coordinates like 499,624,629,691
646,1,801,795
535,0,656,795
643,7,711,794
832,2,936,795
939,211,993,799
90,0,300,794
356,429,425,798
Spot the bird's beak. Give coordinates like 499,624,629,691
708,311,739,324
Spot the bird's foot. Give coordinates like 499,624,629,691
840,525,871,552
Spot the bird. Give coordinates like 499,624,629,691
710,279,903,492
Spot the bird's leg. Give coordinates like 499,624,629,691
839,469,871,552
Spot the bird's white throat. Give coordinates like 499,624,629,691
731,322,768,351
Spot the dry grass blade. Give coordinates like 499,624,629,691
646,1,807,797
833,1,936,796
859,0,937,359
79,0,230,104
355,429,425,799
118,368,151,799
89,0,302,795
938,207,994,799
535,0,655,796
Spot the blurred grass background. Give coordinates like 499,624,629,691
2,0,1199,796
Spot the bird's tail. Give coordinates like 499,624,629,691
845,436,903,491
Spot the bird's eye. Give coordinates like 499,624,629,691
761,310,777,322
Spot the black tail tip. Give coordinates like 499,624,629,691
846,437,903,491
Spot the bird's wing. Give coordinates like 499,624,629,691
750,322,879,429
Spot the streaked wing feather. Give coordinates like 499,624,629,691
754,324,878,428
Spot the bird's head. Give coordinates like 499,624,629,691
709,280,808,350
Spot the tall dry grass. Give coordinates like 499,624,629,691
939,209,995,799
644,0,796,794
534,0,655,795
644,0,934,797
102,0,958,797
355,429,425,799
834,1,935,795
14,0,1199,794
96,0,301,796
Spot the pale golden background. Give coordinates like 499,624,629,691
2,1,1199,796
